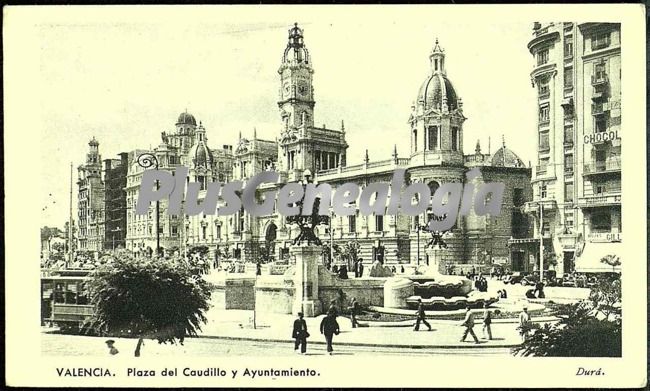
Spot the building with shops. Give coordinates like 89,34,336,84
516,22,621,276
123,117,235,254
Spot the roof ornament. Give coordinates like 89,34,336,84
475,139,481,155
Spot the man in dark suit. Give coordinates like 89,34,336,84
320,308,340,355
413,299,432,331
357,259,364,278
292,312,309,354
349,297,361,328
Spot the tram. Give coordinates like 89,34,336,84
41,269,94,331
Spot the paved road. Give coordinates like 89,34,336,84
41,333,513,357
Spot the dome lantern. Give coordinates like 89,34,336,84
429,38,446,75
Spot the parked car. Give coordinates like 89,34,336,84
504,271,529,285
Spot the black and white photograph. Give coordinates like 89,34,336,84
4,5,646,388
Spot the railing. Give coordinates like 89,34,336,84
317,168,338,175
341,163,364,173
397,158,410,166
583,158,621,174
317,157,411,177
367,159,392,169
577,194,621,207
465,154,488,163
535,165,547,175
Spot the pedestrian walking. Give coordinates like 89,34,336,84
349,297,361,328
105,339,119,355
292,312,309,354
459,305,480,344
518,306,531,340
413,299,432,331
357,259,364,278
534,280,545,298
337,264,349,279
482,303,493,340
328,299,338,317
320,309,340,355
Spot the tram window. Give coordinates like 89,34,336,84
54,283,65,303
65,283,78,304
77,283,89,305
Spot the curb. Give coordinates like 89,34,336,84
197,333,521,349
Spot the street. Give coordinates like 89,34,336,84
41,332,512,357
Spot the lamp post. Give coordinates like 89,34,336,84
539,201,544,279
416,223,429,266
329,210,335,268
137,153,161,256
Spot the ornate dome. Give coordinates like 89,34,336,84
176,111,197,126
490,141,526,168
189,124,213,168
416,74,459,111
192,143,213,168
415,39,459,111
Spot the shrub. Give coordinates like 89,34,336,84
85,253,212,356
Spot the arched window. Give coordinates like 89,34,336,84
428,181,440,197
413,129,418,152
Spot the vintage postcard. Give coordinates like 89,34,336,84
4,4,647,388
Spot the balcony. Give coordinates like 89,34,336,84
591,102,609,116
577,193,621,208
523,200,557,214
591,73,608,86
583,158,621,175
535,165,547,176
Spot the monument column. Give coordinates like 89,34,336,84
291,244,322,317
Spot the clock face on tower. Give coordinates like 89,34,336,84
297,82,308,97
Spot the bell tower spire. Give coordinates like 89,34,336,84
278,23,315,130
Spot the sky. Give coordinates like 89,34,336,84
37,7,538,228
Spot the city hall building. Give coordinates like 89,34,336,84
82,24,534,270
516,22,622,276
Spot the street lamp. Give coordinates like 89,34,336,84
329,211,335,268
415,223,430,266
137,153,161,256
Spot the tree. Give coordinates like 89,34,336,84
512,275,621,357
188,245,210,259
543,248,558,271
600,254,621,274
85,252,212,356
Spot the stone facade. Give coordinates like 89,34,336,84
522,22,621,276
77,137,105,251
84,24,533,272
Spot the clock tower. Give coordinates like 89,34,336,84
278,23,315,129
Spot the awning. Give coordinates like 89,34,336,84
575,242,622,273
